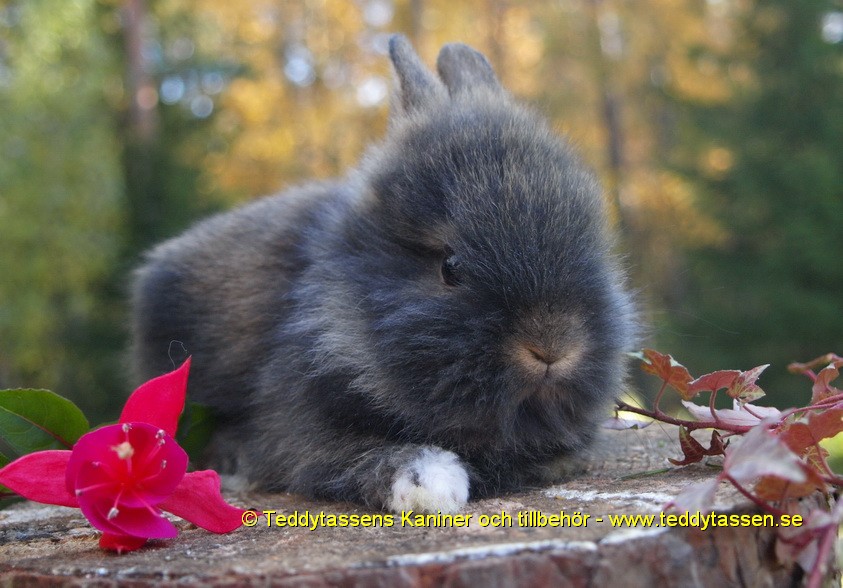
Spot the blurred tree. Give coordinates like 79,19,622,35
0,0,124,419
181,0,391,200
3,0,839,419
660,0,843,404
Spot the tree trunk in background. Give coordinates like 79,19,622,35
121,0,162,254
585,0,627,233
409,0,424,44
485,0,506,80
123,0,157,143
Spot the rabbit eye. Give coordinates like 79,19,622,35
440,248,461,287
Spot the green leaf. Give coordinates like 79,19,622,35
176,401,216,463
0,451,20,509
0,389,89,457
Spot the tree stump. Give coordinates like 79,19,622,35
0,427,829,586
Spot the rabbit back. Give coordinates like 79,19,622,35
131,181,355,417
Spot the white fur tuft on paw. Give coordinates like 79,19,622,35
386,447,469,514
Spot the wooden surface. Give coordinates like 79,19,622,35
0,426,818,586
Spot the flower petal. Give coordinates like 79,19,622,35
67,423,188,504
111,424,188,507
120,358,191,437
78,486,179,539
66,425,126,498
161,470,246,533
100,504,179,539
0,450,77,507
99,532,149,553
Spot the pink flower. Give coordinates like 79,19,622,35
67,423,188,541
0,359,246,552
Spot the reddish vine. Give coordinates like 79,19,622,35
611,349,843,587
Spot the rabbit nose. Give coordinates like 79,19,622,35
512,339,586,380
511,310,589,380
525,344,559,366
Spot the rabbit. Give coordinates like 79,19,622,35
131,35,636,514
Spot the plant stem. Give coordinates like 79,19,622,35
615,401,753,434
652,380,668,417
724,475,788,518
807,524,837,588
708,390,721,424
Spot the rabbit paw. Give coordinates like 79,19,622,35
386,447,469,513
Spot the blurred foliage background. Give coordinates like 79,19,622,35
0,0,841,423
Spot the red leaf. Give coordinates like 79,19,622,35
726,365,768,403
668,428,727,466
98,532,148,553
788,353,843,376
780,423,814,455
804,408,842,445
667,478,720,514
160,470,246,533
668,427,707,466
724,426,805,485
640,349,695,400
706,430,727,456
682,399,781,428
688,370,740,394
120,358,191,438
780,409,843,455
755,459,826,501
0,450,77,507
812,364,841,404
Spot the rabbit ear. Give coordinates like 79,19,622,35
389,34,445,116
436,43,501,97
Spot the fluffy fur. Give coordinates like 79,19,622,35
131,36,636,512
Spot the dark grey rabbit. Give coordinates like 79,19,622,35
131,36,636,513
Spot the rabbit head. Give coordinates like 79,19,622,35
286,36,636,464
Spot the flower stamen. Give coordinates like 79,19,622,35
111,441,135,460
75,481,116,496
107,487,126,522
